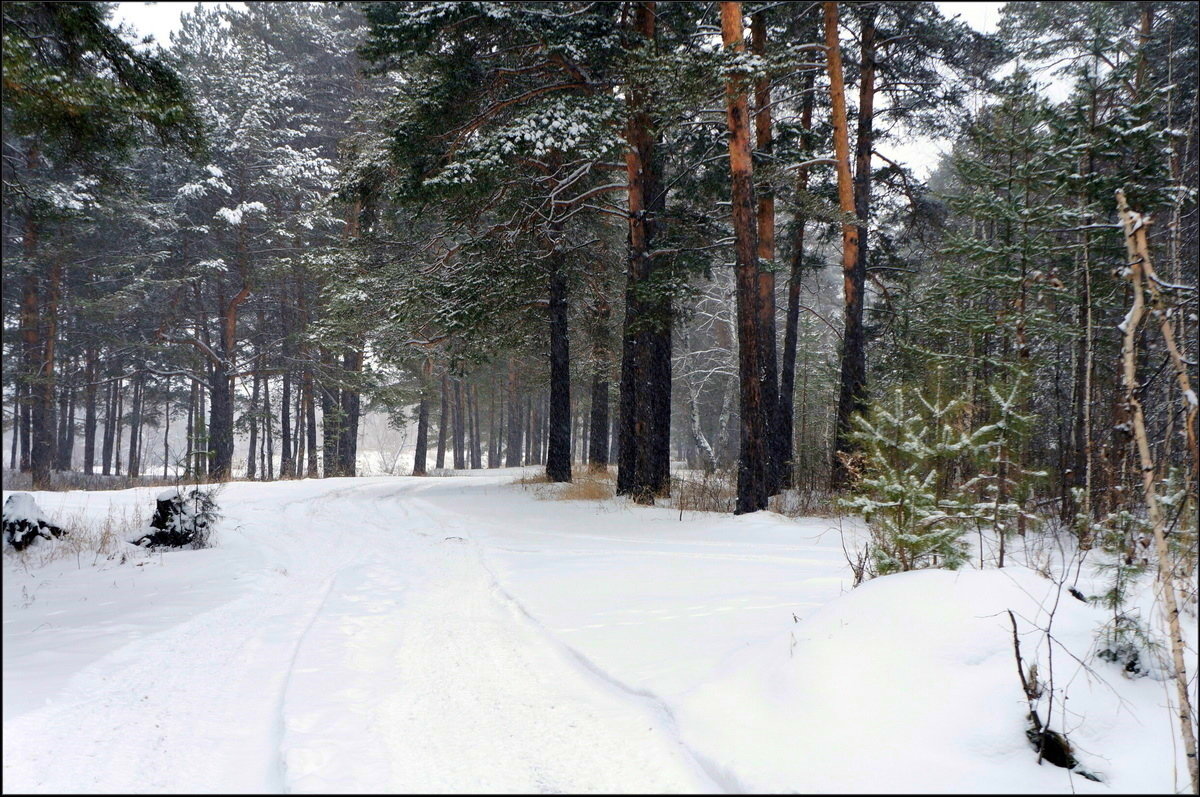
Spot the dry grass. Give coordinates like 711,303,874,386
770,487,842,518
4,503,149,571
667,470,737,514
664,469,841,516
555,469,615,501
512,465,841,516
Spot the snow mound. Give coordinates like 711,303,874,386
678,567,1190,794
3,493,67,551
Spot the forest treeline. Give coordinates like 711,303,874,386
3,1,1197,519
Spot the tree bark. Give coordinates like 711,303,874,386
10,386,20,471
753,10,782,496
339,347,362,476
547,252,572,482
304,367,318,478
163,386,171,479
127,374,143,478
413,391,430,476
505,360,523,466
113,379,124,477
588,371,609,470
102,378,116,475
83,345,97,474
263,371,274,480
488,379,500,468
437,372,449,469
30,261,59,489
470,383,483,469
617,0,671,502
195,379,207,477
280,368,293,478
825,0,864,490
56,359,76,471
778,56,817,490
525,394,535,466
247,368,261,480
453,376,466,469
1116,189,1199,794
722,0,768,514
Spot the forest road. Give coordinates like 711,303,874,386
2,477,719,794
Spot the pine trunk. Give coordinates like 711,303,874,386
547,252,572,482
280,369,293,479
505,361,522,466
304,368,318,478
825,0,864,490
436,372,449,469
83,345,97,474
247,369,261,480
113,380,124,476
617,0,670,502
722,0,768,514
453,377,466,470
339,348,362,477
471,384,483,469
752,11,781,496
127,375,143,478
778,60,817,490
413,393,430,476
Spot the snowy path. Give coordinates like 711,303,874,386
4,475,771,793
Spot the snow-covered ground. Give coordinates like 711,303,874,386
3,471,1194,793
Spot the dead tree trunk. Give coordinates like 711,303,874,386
1116,189,1199,794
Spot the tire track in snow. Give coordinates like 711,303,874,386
277,488,720,793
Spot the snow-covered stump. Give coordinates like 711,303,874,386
3,494,68,551
130,487,220,549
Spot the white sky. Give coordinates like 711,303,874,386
114,2,1005,45
112,2,243,46
112,2,1018,178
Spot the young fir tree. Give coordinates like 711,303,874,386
840,379,981,578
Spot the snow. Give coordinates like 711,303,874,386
214,201,267,225
2,472,1194,793
2,493,51,526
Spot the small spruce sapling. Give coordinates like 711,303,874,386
962,375,1045,567
840,381,979,577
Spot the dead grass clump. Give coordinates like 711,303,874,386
669,470,737,514
556,472,615,501
514,470,551,485
771,487,840,517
